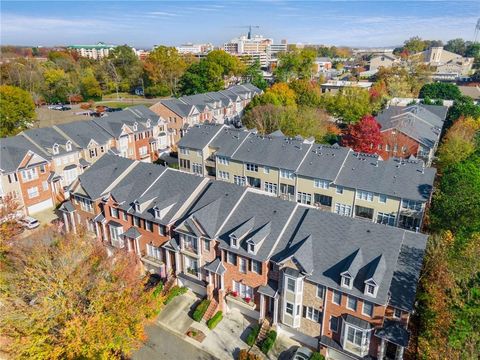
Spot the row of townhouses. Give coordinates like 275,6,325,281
150,84,263,145
62,153,427,360
176,123,436,232
0,106,169,215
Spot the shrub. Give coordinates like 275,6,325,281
207,311,223,329
152,281,164,298
238,349,262,360
245,324,260,346
260,330,277,354
310,352,325,360
192,299,211,322
163,286,187,305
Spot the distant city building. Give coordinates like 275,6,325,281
416,47,474,77
176,43,214,55
314,57,333,73
67,42,116,59
320,80,373,94
353,48,395,57
134,49,150,60
369,54,400,71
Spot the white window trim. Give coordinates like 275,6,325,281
332,290,342,305
347,296,357,311
362,301,374,317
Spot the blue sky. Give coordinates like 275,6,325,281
1,1,478,48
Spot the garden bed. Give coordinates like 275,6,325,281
185,327,206,343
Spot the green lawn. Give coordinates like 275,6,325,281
102,92,145,100
99,102,152,109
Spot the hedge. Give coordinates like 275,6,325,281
192,299,211,322
260,330,277,354
207,311,223,329
238,349,262,360
245,324,260,347
152,281,164,298
163,286,187,305
310,352,325,360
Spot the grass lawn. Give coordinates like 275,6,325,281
99,101,152,109
102,92,145,100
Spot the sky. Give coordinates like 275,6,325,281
1,1,479,48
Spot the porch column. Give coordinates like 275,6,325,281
378,338,386,360
272,296,279,325
174,252,180,275
259,294,265,321
126,237,132,252
220,274,225,290
395,346,404,360
70,212,76,234
94,222,100,241
165,250,172,275
101,222,107,242
134,238,141,256
62,212,70,233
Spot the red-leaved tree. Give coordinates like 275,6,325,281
341,115,382,154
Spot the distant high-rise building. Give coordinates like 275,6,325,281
176,43,214,55
67,42,116,59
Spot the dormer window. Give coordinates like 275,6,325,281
248,242,255,254
134,200,140,213
53,144,59,155
341,274,352,289
146,119,151,128
230,234,238,248
133,122,138,131
66,141,72,152
154,207,160,219
364,280,378,297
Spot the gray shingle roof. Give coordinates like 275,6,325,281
55,120,112,148
177,123,224,150
22,127,76,156
335,153,436,201
93,105,159,137
159,98,196,118
209,127,251,157
0,135,44,173
375,320,410,347
272,206,428,308
297,144,351,181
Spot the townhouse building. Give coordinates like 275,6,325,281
149,84,262,145
177,124,436,231
375,104,449,166
0,106,170,215
63,154,427,360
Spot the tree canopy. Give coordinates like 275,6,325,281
0,85,36,137
320,87,376,124
341,115,382,153
274,48,317,82
419,82,462,101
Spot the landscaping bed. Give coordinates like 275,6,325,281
185,327,206,343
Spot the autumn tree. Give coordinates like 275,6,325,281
320,87,375,124
445,95,480,129
0,85,36,136
288,79,321,107
80,68,102,100
144,46,187,95
107,45,143,92
42,67,71,103
247,82,297,108
341,115,382,153
403,36,427,54
0,230,158,359
274,48,317,82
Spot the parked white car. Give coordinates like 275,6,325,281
20,216,40,229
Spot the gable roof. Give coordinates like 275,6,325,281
0,136,45,173
93,105,158,137
177,123,224,150
55,120,112,148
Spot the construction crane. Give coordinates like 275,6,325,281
475,18,480,43
237,25,260,39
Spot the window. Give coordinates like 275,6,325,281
342,275,352,288
285,302,294,316
251,260,261,274
356,190,373,201
297,192,312,205
239,257,248,273
264,182,277,194
227,252,237,265
42,181,48,191
217,156,229,165
362,301,374,317
122,211,127,221
66,142,72,151
204,239,211,251
263,166,270,174
332,290,342,305
377,212,396,226
233,281,253,299
378,144,382,150
378,194,387,203
393,308,401,319
110,207,119,219
234,175,246,186
399,215,421,231
145,220,153,232
39,164,46,173
248,242,255,254
247,176,261,188
133,216,140,227
385,144,390,151
402,145,407,154
7,173,18,183
63,167,78,185
280,169,295,180
304,306,321,322
21,168,38,182
347,296,357,311
53,144,59,155
355,205,374,220
330,316,339,332
335,203,351,217
314,179,329,189
179,159,190,169
197,150,202,157
314,194,332,207
365,283,376,296
158,224,165,236
89,148,98,158
109,225,124,248
146,244,162,260
77,197,93,213
402,199,422,211
218,170,230,180
139,146,148,156
27,186,39,199
182,234,198,252
346,326,364,347
286,278,296,292
316,285,325,299
336,186,344,194
192,163,203,175
246,163,258,172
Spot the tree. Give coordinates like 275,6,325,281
179,59,224,95
446,96,480,129
436,117,480,169
246,82,297,108
0,85,36,136
419,82,462,100
42,67,71,103
444,38,466,56
80,69,102,100
243,59,267,90
341,115,382,153
320,87,374,124
0,230,158,359
403,36,427,54
144,46,187,95
288,79,321,107
274,48,316,82
205,50,245,78
107,45,143,92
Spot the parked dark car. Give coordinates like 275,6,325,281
105,107,122,112
59,106,71,111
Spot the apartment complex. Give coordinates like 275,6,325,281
149,84,262,145
177,124,436,231
0,106,169,215
63,154,427,360
67,42,116,59
375,104,449,165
